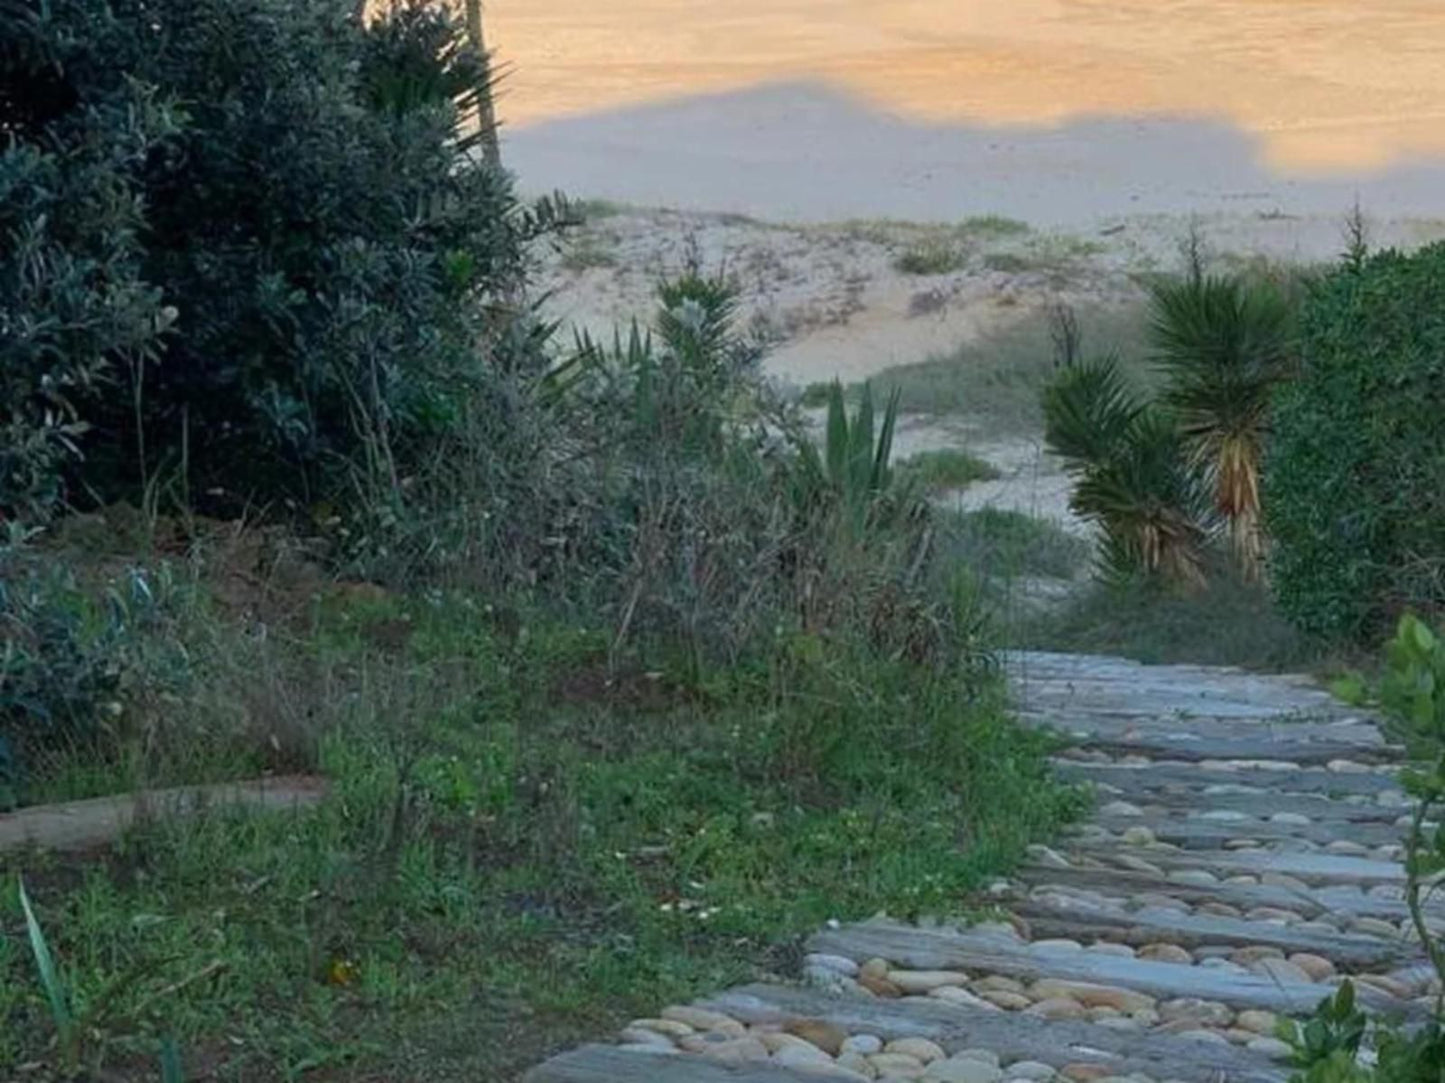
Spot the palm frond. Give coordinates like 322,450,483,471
1042,355,1146,474
1148,270,1293,575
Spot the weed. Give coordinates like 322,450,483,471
983,252,1033,274
960,215,1030,239
560,233,619,272
1019,562,1325,671
872,302,1153,435
895,449,1000,494
572,198,628,221
937,508,1088,583
895,241,968,276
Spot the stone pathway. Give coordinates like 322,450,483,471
525,652,1439,1083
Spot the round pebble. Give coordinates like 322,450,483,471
1004,1062,1055,1082
924,1060,1003,1083
807,953,861,977
886,1038,946,1065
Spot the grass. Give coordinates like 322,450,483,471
1017,564,1333,671
960,215,1030,239
560,233,620,272
571,198,628,221
937,509,1089,583
894,241,968,276
895,448,1000,493
871,301,1153,436
0,573,1081,1080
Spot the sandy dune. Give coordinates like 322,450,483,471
536,204,1445,538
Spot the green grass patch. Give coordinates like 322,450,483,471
960,215,1030,239
560,233,619,272
0,591,1080,1080
571,198,628,221
982,252,1032,274
895,449,1000,494
894,241,968,276
1018,565,1330,671
937,509,1089,583
872,301,1153,436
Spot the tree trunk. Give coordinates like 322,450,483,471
463,0,503,170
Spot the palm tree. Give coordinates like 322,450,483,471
1044,357,1212,587
1148,270,1293,577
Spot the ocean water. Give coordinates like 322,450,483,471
489,0,1445,174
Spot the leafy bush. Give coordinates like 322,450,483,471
0,542,187,806
1266,243,1445,640
557,285,967,671
2,0,556,526
1281,615,1445,1083
0,0,177,522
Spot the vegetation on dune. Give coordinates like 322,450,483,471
894,448,1001,495
894,240,968,276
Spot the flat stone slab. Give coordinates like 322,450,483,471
1006,652,1354,718
1088,789,1410,824
1054,760,1405,797
1036,721,1395,765
1017,864,1442,922
1012,897,1413,967
1085,813,1406,849
1075,846,1413,887
808,918,1418,1016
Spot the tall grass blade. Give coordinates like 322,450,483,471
850,384,875,492
160,1036,184,1083
873,386,901,491
18,876,71,1033
825,382,848,485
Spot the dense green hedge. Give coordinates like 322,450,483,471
2,0,546,523
1265,243,1445,640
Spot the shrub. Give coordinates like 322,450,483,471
0,0,176,523
0,541,188,805
1265,244,1445,640
895,241,967,276
2,0,558,527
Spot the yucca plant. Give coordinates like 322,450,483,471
793,381,903,534
1148,270,1293,577
1044,358,1212,587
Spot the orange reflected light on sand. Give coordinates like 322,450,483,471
486,0,1445,173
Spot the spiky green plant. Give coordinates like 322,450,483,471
18,876,78,1062
1044,358,1212,587
793,381,903,533
1148,271,1293,577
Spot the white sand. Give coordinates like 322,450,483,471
536,204,1445,539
